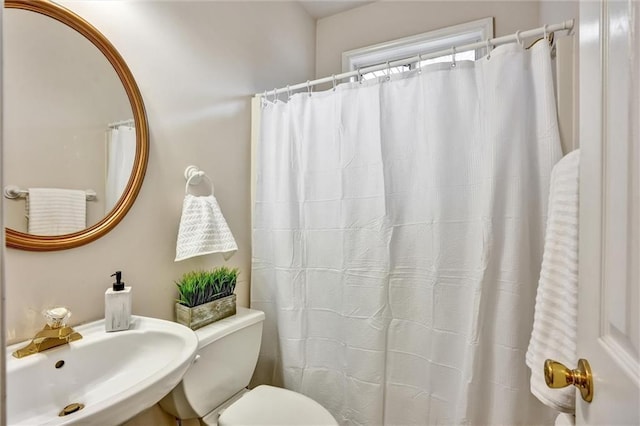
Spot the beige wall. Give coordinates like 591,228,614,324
4,1,315,345
315,1,541,79
539,0,578,27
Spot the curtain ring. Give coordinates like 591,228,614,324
286,84,291,100
307,80,312,97
543,24,554,46
272,88,278,104
515,30,523,47
386,61,391,81
358,67,363,84
451,46,457,68
417,54,423,74
332,74,337,91
486,39,492,60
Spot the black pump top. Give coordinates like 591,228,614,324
111,271,125,291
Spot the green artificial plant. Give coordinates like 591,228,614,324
176,266,238,308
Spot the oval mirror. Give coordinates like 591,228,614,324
4,0,149,251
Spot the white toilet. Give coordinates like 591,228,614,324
159,307,338,426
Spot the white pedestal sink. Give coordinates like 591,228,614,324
6,316,198,425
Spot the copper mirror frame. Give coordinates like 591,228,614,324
5,0,149,251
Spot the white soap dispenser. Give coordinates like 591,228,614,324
105,270,131,332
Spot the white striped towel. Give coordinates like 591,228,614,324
27,188,87,236
525,149,580,413
175,194,238,262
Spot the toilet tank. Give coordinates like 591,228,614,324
159,307,265,419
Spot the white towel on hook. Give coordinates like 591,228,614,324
27,188,87,236
526,149,580,413
175,193,238,262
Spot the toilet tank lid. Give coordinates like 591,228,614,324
195,307,265,349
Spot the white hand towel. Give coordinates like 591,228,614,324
27,188,87,236
175,194,238,261
526,149,580,413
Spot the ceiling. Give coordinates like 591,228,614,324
298,1,375,19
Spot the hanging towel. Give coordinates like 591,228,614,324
175,193,238,262
27,188,87,236
526,149,580,413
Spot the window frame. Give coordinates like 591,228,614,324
341,17,495,76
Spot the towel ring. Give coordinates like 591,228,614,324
184,165,214,195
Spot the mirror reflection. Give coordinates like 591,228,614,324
4,8,135,236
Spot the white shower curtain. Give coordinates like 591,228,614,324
252,42,562,425
105,125,136,213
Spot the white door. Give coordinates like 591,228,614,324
577,0,640,424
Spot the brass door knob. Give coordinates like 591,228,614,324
544,358,594,402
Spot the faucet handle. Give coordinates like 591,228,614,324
43,307,71,329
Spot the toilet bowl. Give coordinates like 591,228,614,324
159,307,337,426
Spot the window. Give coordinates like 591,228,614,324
342,18,494,81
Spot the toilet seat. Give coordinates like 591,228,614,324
217,385,338,426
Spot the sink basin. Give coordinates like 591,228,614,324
6,316,198,425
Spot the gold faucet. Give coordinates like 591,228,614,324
12,307,82,358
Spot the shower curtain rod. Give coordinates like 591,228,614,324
257,19,574,98
107,119,135,128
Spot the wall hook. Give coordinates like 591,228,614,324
184,165,204,185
